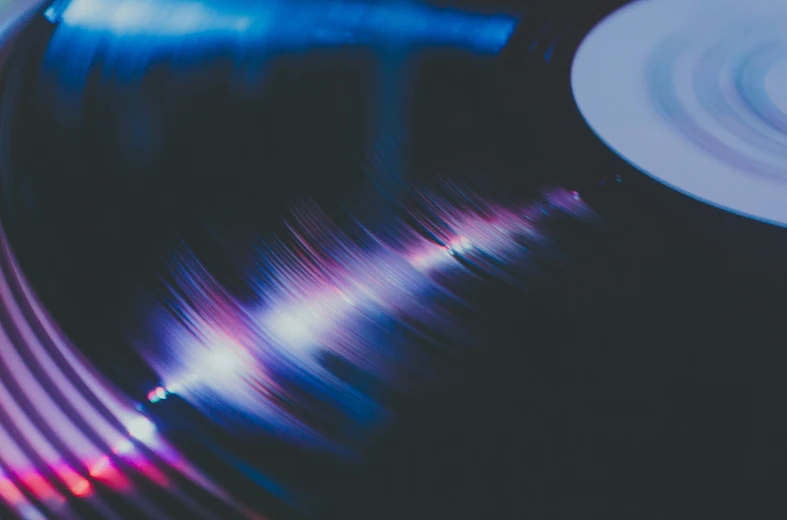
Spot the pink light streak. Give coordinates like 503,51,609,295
141,187,591,451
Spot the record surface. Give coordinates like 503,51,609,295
5,1,787,519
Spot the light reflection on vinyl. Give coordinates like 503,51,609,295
0,222,262,519
138,187,592,454
571,0,787,227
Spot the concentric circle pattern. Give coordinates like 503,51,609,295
572,0,787,226
0,6,260,518
0,222,263,519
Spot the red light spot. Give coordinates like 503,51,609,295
89,456,111,478
57,466,92,498
70,480,91,497
0,478,25,505
89,456,130,491
20,472,56,501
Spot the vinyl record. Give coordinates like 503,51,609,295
3,1,787,519
0,2,604,518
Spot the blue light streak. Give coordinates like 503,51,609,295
51,0,517,54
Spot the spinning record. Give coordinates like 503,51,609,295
572,0,787,227
10,1,787,519
0,3,602,518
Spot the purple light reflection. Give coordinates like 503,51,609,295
0,222,261,518
141,187,592,452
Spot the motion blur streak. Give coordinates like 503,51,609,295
50,0,516,53
141,187,592,453
0,222,263,518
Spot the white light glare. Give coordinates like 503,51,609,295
126,416,156,442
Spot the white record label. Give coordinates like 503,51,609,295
572,0,787,226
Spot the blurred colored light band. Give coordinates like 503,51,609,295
52,0,516,53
